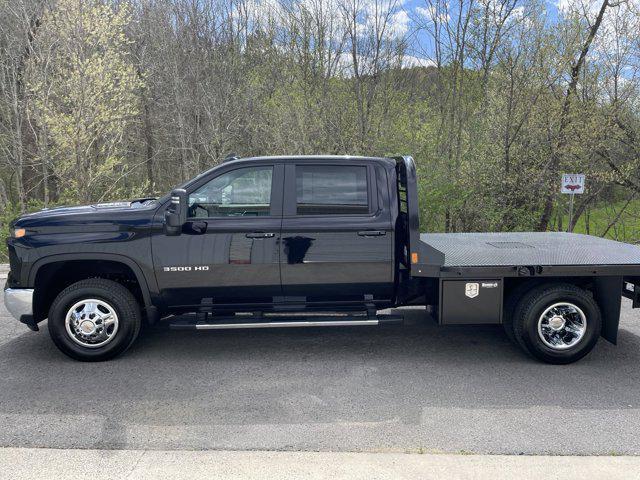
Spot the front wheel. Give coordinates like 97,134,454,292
48,278,142,361
511,283,601,364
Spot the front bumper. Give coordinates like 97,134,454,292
4,288,35,326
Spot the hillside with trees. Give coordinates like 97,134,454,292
1,0,639,256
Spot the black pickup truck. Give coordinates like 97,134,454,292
5,155,640,363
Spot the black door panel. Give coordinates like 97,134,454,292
280,163,394,301
281,229,393,298
152,164,284,307
153,220,282,306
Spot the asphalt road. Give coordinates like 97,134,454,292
1,282,640,455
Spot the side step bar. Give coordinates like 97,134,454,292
169,314,403,331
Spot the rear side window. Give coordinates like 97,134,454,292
296,165,369,215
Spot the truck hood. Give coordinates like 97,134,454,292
13,199,159,229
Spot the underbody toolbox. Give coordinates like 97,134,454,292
439,279,502,325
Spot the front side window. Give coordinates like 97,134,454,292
188,166,273,218
296,165,369,215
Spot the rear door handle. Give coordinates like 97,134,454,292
357,230,386,237
245,232,275,238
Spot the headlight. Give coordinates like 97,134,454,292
13,228,26,238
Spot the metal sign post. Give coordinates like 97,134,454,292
561,174,585,232
568,192,575,230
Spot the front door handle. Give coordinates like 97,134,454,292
188,221,208,234
357,230,386,237
246,232,275,239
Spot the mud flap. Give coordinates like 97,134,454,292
594,276,623,344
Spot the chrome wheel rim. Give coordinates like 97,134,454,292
65,299,119,348
537,302,587,350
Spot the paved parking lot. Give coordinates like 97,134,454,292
1,284,640,455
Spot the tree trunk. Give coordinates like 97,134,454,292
538,0,610,231
143,101,155,192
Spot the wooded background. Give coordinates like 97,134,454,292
1,0,639,257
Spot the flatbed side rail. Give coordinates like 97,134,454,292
393,155,444,276
434,264,640,279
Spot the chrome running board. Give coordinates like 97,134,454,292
169,314,403,330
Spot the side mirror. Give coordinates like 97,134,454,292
164,188,187,236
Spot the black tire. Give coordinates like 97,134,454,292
48,278,141,362
512,283,601,364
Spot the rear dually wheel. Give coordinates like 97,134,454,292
511,283,601,364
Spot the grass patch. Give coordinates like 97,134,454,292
556,198,640,244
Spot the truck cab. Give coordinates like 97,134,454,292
154,156,397,310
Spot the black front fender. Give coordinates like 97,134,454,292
28,253,155,308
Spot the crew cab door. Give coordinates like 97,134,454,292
279,161,394,303
152,163,284,308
